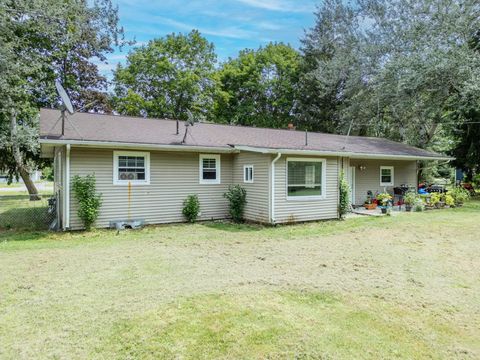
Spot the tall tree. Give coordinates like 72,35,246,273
215,43,301,128
0,0,125,197
112,30,217,121
299,0,480,153
449,28,480,179
297,0,370,133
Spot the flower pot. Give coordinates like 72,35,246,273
381,207,387,214
405,205,412,212
364,203,377,210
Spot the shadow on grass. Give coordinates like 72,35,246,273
201,220,265,233
0,230,51,242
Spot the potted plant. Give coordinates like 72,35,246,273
403,191,417,212
376,192,392,214
363,193,377,210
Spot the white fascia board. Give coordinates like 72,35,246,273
39,138,237,154
233,145,453,161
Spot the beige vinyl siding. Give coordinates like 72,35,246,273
69,148,233,229
350,159,417,205
273,155,339,223
232,152,270,223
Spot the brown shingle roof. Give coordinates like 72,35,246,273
39,108,449,159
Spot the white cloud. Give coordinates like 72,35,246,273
150,16,257,39
235,0,315,13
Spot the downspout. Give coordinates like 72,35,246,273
65,144,71,230
270,153,282,224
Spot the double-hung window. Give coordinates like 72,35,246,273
287,157,326,200
380,166,394,186
243,165,254,183
199,154,220,184
113,151,150,185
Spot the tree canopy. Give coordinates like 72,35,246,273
295,0,480,178
0,0,125,193
112,30,217,120
215,43,301,128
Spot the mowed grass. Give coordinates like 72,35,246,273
1,201,480,359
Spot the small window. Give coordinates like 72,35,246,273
199,154,220,184
287,158,326,200
380,166,394,186
113,151,150,185
244,165,254,183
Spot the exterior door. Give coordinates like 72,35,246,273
348,166,356,205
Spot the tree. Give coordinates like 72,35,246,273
215,43,301,128
112,30,217,121
0,0,126,197
449,28,480,179
299,0,480,154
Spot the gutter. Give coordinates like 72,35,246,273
270,153,282,224
65,144,71,230
234,145,454,162
39,138,237,154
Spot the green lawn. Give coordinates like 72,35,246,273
1,201,479,359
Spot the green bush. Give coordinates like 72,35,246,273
413,198,425,212
41,165,54,181
445,194,455,207
224,185,247,223
182,194,200,223
72,174,102,230
449,187,470,206
338,171,350,219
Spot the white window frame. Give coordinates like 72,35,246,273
113,151,150,185
286,157,327,201
199,154,221,184
380,166,394,186
243,165,254,183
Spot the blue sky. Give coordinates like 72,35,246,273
99,0,318,78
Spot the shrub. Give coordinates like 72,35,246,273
224,185,247,223
413,198,425,212
338,171,351,219
473,174,480,188
41,165,54,181
445,194,455,207
449,187,470,206
71,174,102,230
430,192,442,206
182,194,200,223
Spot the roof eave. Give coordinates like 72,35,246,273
233,145,454,161
39,138,237,153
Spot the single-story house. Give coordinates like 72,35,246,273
39,108,451,230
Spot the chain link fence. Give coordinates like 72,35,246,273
0,194,57,230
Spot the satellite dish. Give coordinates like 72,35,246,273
55,80,74,115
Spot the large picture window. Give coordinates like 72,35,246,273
380,166,394,186
287,158,326,200
113,151,150,185
199,154,221,184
